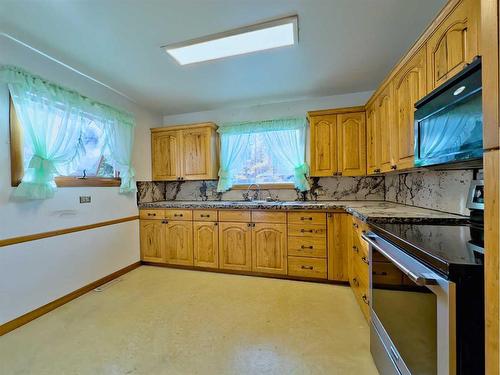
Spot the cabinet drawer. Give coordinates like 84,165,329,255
193,210,218,221
288,256,327,279
352,252,370,288
288,224,326,238
140,209,165,220
288,212,326,225
352,230,369,258
352,280,370,322
164,209,192,221
288,237,326,258
219,210,251,222
372,261,404,286
252,211,286,224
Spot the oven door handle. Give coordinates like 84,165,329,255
362,232,439,287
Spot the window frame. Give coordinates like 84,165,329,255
9,96,121,188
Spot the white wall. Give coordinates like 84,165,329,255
0,35,161,325
162,91,373,125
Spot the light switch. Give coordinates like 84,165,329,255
79,196,91,204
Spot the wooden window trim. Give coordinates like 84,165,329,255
9,96,121,188
231,183,295,190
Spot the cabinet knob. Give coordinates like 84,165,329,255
352,245,359,253
362,294,369,305
161,220,168,224
374,168,381,173
353,223,359,228
361,256,369,265
391,165,397,170
352,277,359,287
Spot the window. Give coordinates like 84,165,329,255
232,132,294,186
9,97,120,187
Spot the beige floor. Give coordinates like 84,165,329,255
0,266,379,375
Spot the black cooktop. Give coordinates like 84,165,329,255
369,222,484,278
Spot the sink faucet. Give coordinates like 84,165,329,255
243,183,261,201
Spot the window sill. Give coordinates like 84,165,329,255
231,183,295,190
55,177,121,187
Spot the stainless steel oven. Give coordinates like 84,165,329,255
363,232,455,375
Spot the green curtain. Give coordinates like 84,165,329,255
0,65,137,199
216,117,310,192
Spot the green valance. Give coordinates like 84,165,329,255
217,117,306,135
0,65,135,127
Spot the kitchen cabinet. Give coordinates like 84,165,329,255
193,221,219,268
327,212,350,282
394,47,427,170
308,108,366,177
219,222,252,271
366,103,380,174
350,217,370,322
426,0,481,91
139,219,165,263
252,223,287,275
376,83,396,173
165,221,193,266
337,112,367,176
151,123,218,181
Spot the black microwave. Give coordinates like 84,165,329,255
414,57,483,168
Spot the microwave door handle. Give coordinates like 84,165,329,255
362,232,438,287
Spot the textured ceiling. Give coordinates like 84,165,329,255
0,0,446,115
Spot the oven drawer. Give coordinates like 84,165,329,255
287,224,326,238
288,237,326,258
288,256,327,279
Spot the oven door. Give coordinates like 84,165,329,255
362,232,456,375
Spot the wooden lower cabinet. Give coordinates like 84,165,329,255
252,223,287,275
140,219,165,263
193,221,218,268
219,222,252,271
327,213,350,282
288,256,327,279
165,221,193,266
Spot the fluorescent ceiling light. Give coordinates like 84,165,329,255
163,16,298,65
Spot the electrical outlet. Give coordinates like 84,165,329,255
79,196,91,204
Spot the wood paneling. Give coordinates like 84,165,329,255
485,150,499,375
218,210,251,222
288,256,327,279
193,221,219,268
252,223,287,274
152,130,181,181
251,211,287,224
140,219,165,263
327,213,350,282
337,111,367,176
0,262,141,336
219,222,252,271
394,47,427,170
165,221,193,266
309,114,338,176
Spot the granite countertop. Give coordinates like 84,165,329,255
138,200,469,224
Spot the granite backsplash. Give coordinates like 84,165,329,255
137,169,475,216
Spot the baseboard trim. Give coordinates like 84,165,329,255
0,261,141,336
0,215,139,248
141,261,349,286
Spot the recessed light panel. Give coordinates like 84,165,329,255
164,16,298,65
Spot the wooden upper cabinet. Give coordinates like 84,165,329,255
252,223,287,275
193,221,219,268
165,221,193,266
376,83,396,172
151,123,218,181
219,222,252,271
426,0,480,91
309,114,338,176
337,111,366,176
140,220,165,263
366,104,380,174
394,47,427,170
152,130,181,181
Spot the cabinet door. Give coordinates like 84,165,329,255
337,112,366,176
193,221,219,268
252,223,287,275
426,0,480,90
327,213,350,282
165,221,193,266
219,222,252,271
182,127,215,180
309,114,338,176
140,220,165,263
377,84,396,172
366,104,381,174
394,47,427,170
152,130,181,181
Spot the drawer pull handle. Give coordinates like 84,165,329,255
352,277,359,287
300,217,313,221
147,213,156,216
361,256,369,265
161,220,168,224
352,245,359,253
373,271,388,276
374,168,381,173
362,294,369,305
301,229,314,233
173,214,183,217
301,245,314,249
200,214,211,218
301,265,314,270
353,223,359,229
